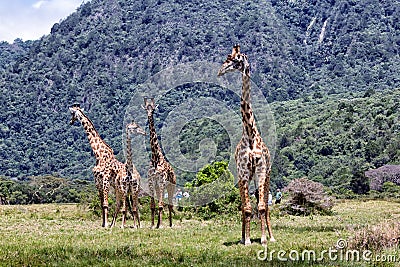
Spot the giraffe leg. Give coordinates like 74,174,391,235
148,170,156,229
135,178,141,228
97,189,108,228
110,196,121,228
110,195,127,229
102,206,109,228
94,170,109,228
131,189,140,228
119,171,128,229
156,178,165,229
149,196,155,229
253,179,259,219
265,203,275,242
134,193,141,228
238,180,246,244
166,180,175,227
241,205,246,244
156,206,163,229
128,194,136,228
120,193,127,229
258,181,267,245
255,166,268,246
127,195,135,226
243,181,252,245
100,175,110,228
264,171,275,242
121,208,127,229
129,196,136,227
238,177,252,245
110,177,126,228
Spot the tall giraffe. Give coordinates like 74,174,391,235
125,120,146,228
143,97,176,228
69,104,128,228
218,45,275,245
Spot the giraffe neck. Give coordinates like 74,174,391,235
241,73,258,144
78,112,114,161
126,130,133,172
147,112,164,166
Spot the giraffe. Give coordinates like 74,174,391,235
69,104,128,228
142,97,176,228
217,45,275,245
125,120,146,228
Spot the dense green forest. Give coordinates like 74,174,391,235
1,0,400,202
0,39,33,71
271,89,400,193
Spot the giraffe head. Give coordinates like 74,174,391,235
217,44,250,77
69,103,83,125
126,120,146,136
142,97,158,117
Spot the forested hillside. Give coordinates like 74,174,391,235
1,0,400,194
271,89,400,194
271,0,400,95
0,39,34,71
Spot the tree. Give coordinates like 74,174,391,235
350,164,370,194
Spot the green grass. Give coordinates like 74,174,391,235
0,200,399,266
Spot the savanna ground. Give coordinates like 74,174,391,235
0,200,399,267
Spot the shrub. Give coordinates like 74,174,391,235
89,194,115,218
381,182,400,198
281,177,335,215
366,183,400,199
183,161,240,219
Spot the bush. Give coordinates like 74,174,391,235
89,194,115,218
281,177,335,215
365,182,400,199
183,161,240,219
381,182,400,198
0,175,97,205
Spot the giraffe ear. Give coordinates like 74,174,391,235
155,104,159,110
141,105,146,110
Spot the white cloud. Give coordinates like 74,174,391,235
32,1,47,9
0,0,87,43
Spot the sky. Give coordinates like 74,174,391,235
0,0,87,43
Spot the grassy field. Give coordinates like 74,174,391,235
0,200,399,267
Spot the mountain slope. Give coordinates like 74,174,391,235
271,89,400,193
0,0,399,188
0,0,305,180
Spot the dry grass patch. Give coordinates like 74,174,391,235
348,220,400,251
